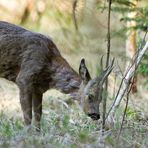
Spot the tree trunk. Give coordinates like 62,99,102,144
126,0,138,93
20,0,33,25
36,0,46,24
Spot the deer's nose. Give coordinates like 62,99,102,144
88,113,100,120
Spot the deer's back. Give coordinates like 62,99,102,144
0,21,61,81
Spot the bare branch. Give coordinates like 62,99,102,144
72,0,78,31
102,0,112,130
117,78,134,143
107,41,148,123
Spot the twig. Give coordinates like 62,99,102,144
102,0,112,130
98,58,114,100
72,0,78,31
106,0,112,68
106,28,148,122
107,40,148,123
138,29,148,51
105,74,125,120
117,77,134,144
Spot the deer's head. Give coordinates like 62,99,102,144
77,58,114,120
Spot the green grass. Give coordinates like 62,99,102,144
0,95,147,148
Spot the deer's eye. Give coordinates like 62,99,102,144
88,94,94,103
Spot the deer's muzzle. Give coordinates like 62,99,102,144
88,113,100,120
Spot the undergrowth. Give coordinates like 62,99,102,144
0,95,147,148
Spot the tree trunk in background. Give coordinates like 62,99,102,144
20,0,33,25
36,0,46,24
20,0,46,25
126,0,138,93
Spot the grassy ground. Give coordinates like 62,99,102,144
0,79,148,148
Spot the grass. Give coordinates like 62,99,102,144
0,93,147,148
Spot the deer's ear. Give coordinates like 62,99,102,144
79,58,91,83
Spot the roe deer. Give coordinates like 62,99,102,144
0,21,113,130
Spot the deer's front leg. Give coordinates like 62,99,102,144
20,91,32,125
32,91,43,130
16,75,33,126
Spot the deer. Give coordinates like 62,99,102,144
0,21,114,130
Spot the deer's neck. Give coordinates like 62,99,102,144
50,57,81,96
